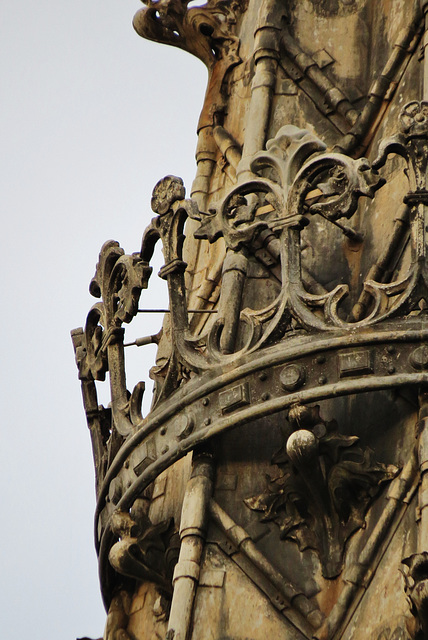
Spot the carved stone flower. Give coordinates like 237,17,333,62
399,101,428,136
151,175,186,215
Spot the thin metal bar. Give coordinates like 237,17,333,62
320,214,364,242
124,331,162,348
304,202,364,242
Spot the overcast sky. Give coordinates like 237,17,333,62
1,2,206,637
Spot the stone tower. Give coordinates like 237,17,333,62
72,1,428,638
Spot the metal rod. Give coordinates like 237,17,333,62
302,198,364,242
123,333,161,348
315,210,364,243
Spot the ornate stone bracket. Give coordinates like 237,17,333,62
245,404,398,578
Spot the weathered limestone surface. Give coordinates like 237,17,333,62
72,1,428,639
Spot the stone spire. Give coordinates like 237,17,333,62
73,2,428,638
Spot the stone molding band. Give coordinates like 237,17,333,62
95,320,428,605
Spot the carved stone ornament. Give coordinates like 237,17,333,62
77,239,151,382
120,106,428,386
401,552,428,640
73,102,428,415
75,240,152,437
72,98,428,628
194,125,382,248
133,0,245,71
245,404,398,578
109,505,179,597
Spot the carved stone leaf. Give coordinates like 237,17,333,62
318,432,360,464
193,210,224,244
84,305,109,381
328,447,398,528
400,101,428,135
251,125,327,190
302,157,384,221
245,471,290,518
113,255,152,325
245,405,399,578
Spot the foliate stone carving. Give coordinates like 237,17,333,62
401,552,428,640
81,239,152,383
73,101,428,476
74,99,428,621
375,101,428,199
194,124,382,246
142,104,428,370
245,404,398,578
151,175,186,215
75,240,152,438
379,101,428,198
109,507,179,597
188,123,385,358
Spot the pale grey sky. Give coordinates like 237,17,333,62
1,2,206,637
